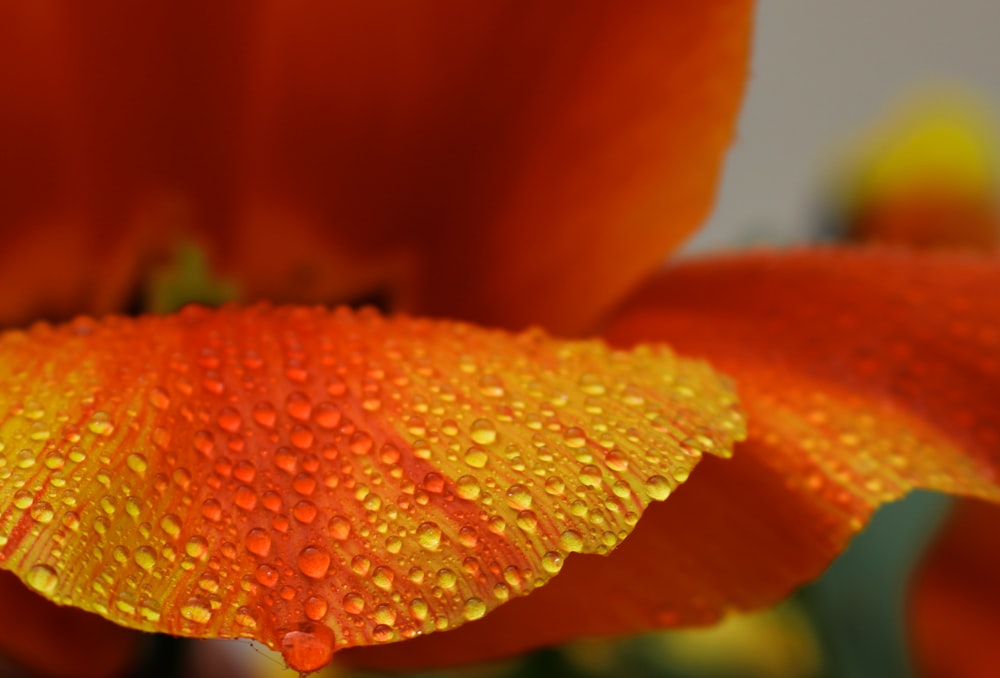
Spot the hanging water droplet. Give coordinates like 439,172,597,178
26,564,58,594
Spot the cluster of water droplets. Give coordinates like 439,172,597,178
0,306,743,673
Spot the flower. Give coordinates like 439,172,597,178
0,3,997,677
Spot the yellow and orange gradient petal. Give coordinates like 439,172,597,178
338,248,1000,670
0,305,743,672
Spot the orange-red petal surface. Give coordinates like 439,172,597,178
340,248,1000,670
909,499,1000,678
0,305,743,672
241,1,752,334
0,2,751,333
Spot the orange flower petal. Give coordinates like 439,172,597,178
0,3,250,327
909,499,1000,678
338,248,1000,670
0,570,140,678
0,305,743,672
210,1,754,334
0,3,750,333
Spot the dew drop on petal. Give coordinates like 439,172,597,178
26,564,58,594
470,418,498,445
343,592,365,615
328,515,351,541
245,528,271,557
298,546,331,579
416,522,442,550
304,595,328,621
645,474,671,501
180,597,212,624
463,597,487,621
280,623,335,673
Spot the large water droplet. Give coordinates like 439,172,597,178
298,546,331,579
26,564,58,594
280,623,335,673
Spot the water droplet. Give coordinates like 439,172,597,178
87,412,115,437
374,604,397,626
544,476,565,496
422,472,445,493
351,556,371,576
578,464,603,488
29,502,54,524
280,624,335,673
298,546,331,579
286,392,312,421
372,565,394,590
379,443,401,465
193,430,214,456
180,597,212,624
349,431,373,456
416,522,442,550
463,447,488,469
148,387,171,410
185,536,208,559
436,569,457,589
516,510,538,532
252,401,276,428
290,424,315,450
478,374,505,398
201,499,223,522
578,373,606,395
245,528,271,557
217,407,242,433
160,514,182,539
274,447,297,473
293,499,318,524
506,484,532,510
304,595,328,621
541,551,564,574
328,515,351,541
455,475,481,501
563,427,587,448
314,402,342,429
463,597,487,621
560,529,584,553
372,624,395,643
470,419,497,445
234,485,258,511
343,592,365,614
409,598,428,621
255,563,279,588
26,564,58,594
134,546,157,572
126,453,148,476
645,475,671,501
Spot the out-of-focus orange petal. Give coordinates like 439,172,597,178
909,499,1000,678
0,570,139,678
338,248,1000,671
0,3,250,327
0,3,751,333
0,305,743,672
231,1,754,333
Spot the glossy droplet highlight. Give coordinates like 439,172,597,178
280,624,335,673
298,546,331,579
26,564,58,594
